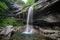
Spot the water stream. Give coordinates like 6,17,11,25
22,5,35,34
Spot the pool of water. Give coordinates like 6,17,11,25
16,32,36,40
11,32,53,40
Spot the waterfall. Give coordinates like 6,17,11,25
22,0,48,34
22,5,35,34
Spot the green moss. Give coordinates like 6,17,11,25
34,5,38,11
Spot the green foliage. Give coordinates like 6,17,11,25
0,18,16,27
26,0,35,6
0,17,24,27
0,0,12,27
0,1,8,12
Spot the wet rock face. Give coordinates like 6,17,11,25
42,14,60,22
34,0,60,19
33,9,60,28
33,13,60,29
33,1,60,27
33,19,60,29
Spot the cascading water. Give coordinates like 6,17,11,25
22,5,35,34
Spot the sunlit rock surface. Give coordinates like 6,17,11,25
0,25,15,35
9,2,23,13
